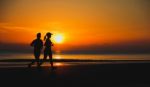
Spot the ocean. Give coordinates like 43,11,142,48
0,53,150,60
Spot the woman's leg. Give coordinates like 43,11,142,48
49,53,53,68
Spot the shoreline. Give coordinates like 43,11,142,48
1,59,150,62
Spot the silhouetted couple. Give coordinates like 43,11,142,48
28,32,55,70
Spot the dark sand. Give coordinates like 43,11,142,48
0,60,150,87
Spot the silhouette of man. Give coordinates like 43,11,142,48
40,32,56,69
28,33,43,67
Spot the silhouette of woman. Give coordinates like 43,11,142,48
28,33,43,67
40,32,55,69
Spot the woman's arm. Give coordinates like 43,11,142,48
51,42,54,46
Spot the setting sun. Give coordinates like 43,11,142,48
53,34,64,44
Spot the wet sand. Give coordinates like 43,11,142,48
0,60,150,87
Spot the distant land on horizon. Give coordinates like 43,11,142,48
0,40,150,54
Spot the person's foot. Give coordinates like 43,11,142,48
51,66,57,70
39,62,43,66
28,64,31,68
37,63,41,68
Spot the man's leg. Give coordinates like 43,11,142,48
36,57,40,67
28,54,36,67
36,51,41,67
49,53,54,68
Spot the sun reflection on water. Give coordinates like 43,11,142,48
54,55,61,59
54,62,63,66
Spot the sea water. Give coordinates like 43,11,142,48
0,53,150,60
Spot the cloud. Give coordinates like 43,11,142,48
0,22,35,32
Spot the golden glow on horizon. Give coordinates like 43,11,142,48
52,34,64,44
54,55,61,59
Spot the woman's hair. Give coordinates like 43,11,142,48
44,32,52,41
44,35,47,41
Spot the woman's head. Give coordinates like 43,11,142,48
46,32,52,38
44,32,52,40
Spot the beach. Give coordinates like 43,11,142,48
0,59,150,87
1,0,150,87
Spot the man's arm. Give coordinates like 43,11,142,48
30,40,35,47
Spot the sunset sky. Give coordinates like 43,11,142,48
0,0,150,54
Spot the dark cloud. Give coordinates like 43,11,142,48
0,43,32,54
1,39,150,54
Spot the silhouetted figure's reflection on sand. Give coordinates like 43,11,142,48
40,32,56,70
28,33,43,67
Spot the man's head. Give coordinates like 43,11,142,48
37,33,41,39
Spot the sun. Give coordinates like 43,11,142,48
53,34,64,43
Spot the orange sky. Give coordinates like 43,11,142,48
0,0,150,53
